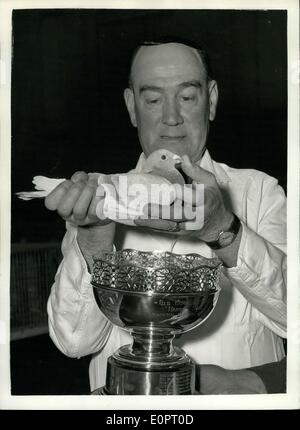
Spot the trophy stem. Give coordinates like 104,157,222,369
130,329,175,360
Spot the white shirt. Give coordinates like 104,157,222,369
47,150,286,391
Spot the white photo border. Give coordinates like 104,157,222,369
0,0,299,410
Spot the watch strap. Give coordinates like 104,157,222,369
206,214,241,250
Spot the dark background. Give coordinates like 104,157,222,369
10,9,287,395
12,8,287,244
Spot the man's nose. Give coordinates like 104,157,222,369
161,99,183,126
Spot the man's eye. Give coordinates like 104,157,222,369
146,98,160,105
180,95,196,102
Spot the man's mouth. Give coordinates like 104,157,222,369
161,135,185,139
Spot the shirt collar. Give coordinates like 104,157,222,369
198,149,230,185
134,149,230,186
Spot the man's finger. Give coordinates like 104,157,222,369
174,183,205,207
88,193,106,220
72,183,95,220
71,171,89,183
86,176,106,219
143,202,192,222
45,180,73,210
179,213,204,231
134,218,179,232
57,181,86,218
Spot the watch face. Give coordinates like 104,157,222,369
218,231,235,247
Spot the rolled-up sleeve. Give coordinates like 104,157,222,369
225,176,287,337
47,222,113,358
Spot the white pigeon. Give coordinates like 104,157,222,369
16,149,184,226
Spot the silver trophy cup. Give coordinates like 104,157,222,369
91,249,222,395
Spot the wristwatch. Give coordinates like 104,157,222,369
206,214,241,250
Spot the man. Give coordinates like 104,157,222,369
45,40,286,393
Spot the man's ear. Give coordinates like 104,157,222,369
124,88,137,127
208,80,219,121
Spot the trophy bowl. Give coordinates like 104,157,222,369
92,249,222,395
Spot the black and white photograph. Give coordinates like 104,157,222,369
0,0,299,411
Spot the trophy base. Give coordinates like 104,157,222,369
98,351,195,395
91,385,201,395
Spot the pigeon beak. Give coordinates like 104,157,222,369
172,154,183,167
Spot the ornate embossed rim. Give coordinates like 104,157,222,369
92,249,222,268
91,249,222,294
91,281,219,296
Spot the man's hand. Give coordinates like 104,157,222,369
177,155,233,241
134,154,233,237
44,171,110,227
196,364,267,394
45,171,115,270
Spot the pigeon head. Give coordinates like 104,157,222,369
142,149,186,185
143,149,182,171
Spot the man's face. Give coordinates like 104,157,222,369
124,43,218,163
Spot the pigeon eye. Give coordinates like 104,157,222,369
161,155,166,160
